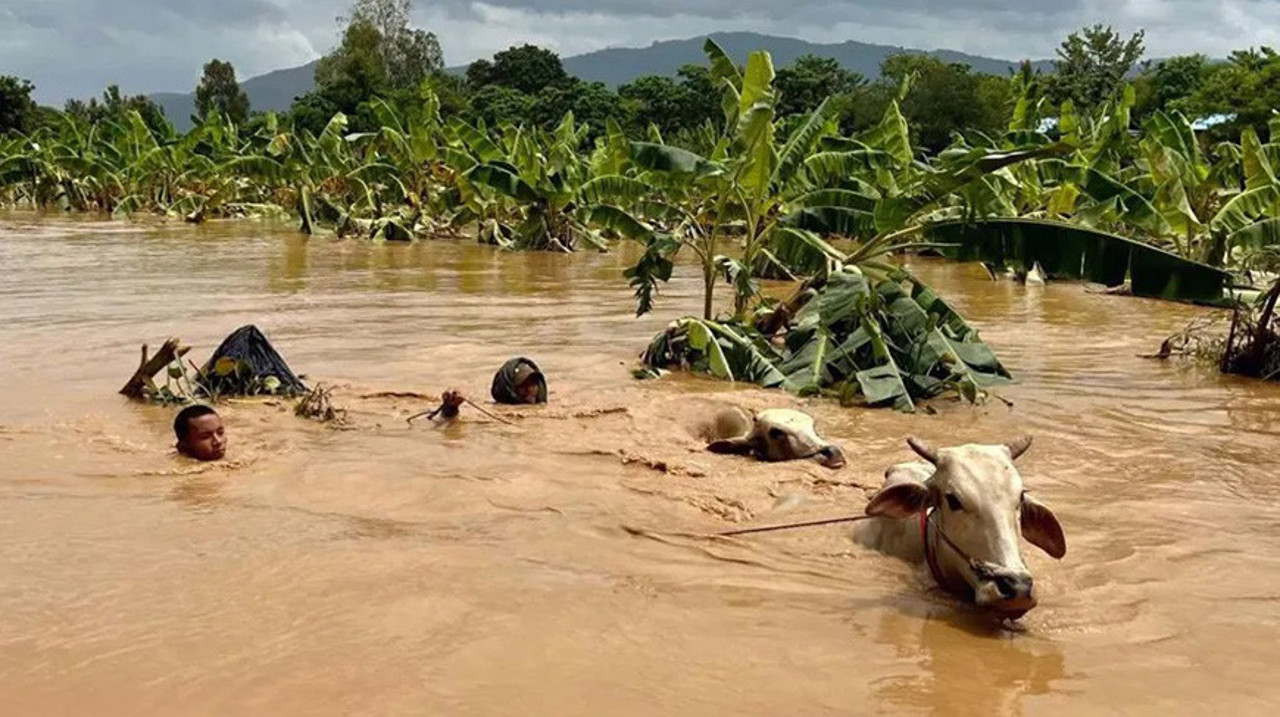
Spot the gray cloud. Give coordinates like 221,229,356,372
3,0,1279,105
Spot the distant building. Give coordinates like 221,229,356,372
1190,114,1236,131
1031,113,1238,136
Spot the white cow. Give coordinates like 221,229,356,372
854,436,1065,617
704,407,847,469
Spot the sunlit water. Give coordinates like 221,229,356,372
2,212,1278,715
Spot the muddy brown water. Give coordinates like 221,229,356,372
1,213,1278,715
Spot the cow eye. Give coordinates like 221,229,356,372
767,427,786,441
945,493,964,512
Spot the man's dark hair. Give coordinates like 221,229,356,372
174,404,218,441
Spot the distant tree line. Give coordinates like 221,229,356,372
2,4,1278,150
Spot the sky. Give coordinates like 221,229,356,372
3,0,1279,104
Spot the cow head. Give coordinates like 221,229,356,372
707,408,846,469
865,436,1065,617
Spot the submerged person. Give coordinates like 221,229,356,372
490,357,547,405
406,389,466,424
174,404,227,461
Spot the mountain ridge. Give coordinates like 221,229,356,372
152,31,1054,130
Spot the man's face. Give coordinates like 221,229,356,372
179,414,227,461
516,379,541,404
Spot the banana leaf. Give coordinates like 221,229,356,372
1227,217,1280,252
925,218,1230,304
753,226,847,279
629,142,719,175
641,268,1009,412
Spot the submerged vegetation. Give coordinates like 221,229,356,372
118,326,308,406
642,266,1012,412
5,2,1280,404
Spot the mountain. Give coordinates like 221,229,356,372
152,60,319,130
556,32,1052,87
151,32,1051,131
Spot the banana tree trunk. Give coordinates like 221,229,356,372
702,262,715,320
1250,277,1280,369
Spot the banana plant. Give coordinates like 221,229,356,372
460,112,653,252
624,40,851,320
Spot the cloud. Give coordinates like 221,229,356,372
3,0,1280,105
1,0,337,103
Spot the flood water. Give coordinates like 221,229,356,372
2,212,1279,715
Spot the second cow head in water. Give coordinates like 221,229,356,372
704,407,846,469
856,436,1066,618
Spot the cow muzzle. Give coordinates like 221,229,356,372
810,444,846,469
972,566,1037,617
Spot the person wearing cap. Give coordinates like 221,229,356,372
490,357,547,405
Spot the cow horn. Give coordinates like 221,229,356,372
906,436,938,465
1005,435,1033,460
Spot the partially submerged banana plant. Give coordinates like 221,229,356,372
642,264,1010,412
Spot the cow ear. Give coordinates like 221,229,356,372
1021,495,1066,559
707,436,754,456
865,482,931,519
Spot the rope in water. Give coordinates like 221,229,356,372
715,514,874,537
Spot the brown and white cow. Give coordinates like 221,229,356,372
704,407,846,470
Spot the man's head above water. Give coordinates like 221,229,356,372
490,357,547,405
174,404,227,461
510,363,542,404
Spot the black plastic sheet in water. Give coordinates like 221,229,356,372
198,325,307,397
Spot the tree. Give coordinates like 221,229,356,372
312,19,389,120
0,75,38,135
673,64,722,129
304,0,442,129
1048,25,1145,109
285,91,341,135
1137,54,1210,117
532,80,629,138
465,59,496,90
486,44,568,95
467,85,535,127
834,83,892,135
618,67,728,138
423,71,470,117
774,54,865,118
195,59,250,124
1185,47,1280,136
879,55,1008,152
339,0,442,89
64,85,171,137
619,76,686,135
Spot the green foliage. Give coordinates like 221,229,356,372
467,85,536,128
195,59,250,124
339,0,443,89
531,80,629,140
927,219,1231,304
1184,48,1280,137
618,72,721,138
313,18,390,112
13,32,1280,402
302,0,443,135
0,76,39,136
833,54,1010,151
4,35,1277,312
1048,24,1146,110
472,44,569,95
64,85,172,138
880,56,1008,154
775,54,865,118
642,267,1011,411
1134,54,1210,118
